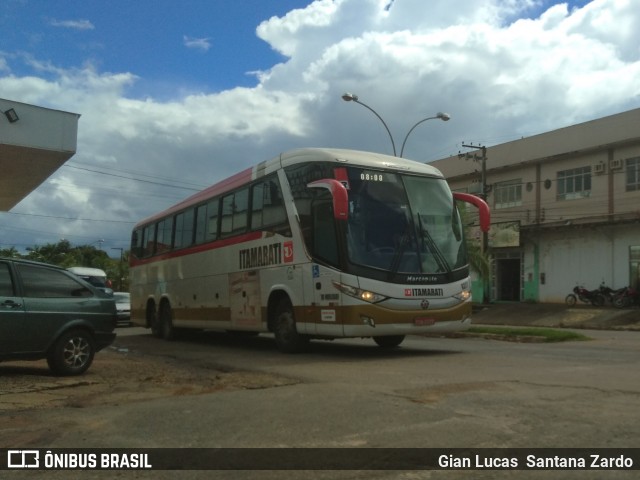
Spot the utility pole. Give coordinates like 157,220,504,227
459,143,490,304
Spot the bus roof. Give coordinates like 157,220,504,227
134,148,444,228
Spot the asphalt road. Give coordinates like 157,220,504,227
1,327,639,480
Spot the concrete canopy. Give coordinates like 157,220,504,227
0,99,80,211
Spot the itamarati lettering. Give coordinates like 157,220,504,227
239,243,283,269
405,288,444,297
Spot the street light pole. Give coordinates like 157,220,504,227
399,112,450,157
342,93,397,156
342,93,450,158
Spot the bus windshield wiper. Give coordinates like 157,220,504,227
417,215,450,273
388,222,412,279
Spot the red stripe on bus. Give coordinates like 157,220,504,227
129,230,265,267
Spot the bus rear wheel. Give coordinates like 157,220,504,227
273,298,308,353
373,335,405,348
159,302,175,341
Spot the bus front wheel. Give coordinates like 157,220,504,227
273,298,308,353
373,335,405,348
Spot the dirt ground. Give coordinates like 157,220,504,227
0,333,298,414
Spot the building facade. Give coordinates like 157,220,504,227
431,108,640,303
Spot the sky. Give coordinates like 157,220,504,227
1,0,639,256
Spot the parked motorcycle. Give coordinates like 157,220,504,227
612,286,640,308
565,285,606,306
599,283,627,304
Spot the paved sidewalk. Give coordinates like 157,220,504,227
471,302,640,331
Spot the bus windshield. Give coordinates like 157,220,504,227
345,167,466,275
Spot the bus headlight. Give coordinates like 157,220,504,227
332,281,387,304
454,289,471,302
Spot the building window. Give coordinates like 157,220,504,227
557,166,591,200
626,157,640,192
494,179,522,209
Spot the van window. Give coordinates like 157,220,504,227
18,265,93,298
0,263,15,296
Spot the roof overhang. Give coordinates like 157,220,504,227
0,143,75,210
0,98,80,211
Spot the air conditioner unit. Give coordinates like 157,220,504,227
610,158,623,170
468,182,483,194
594,163,605,174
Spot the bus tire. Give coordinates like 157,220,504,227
159,301,175,341
273,298,308,353
148,302,162,338
373,335,405,348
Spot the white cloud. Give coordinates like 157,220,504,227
1,0,640,250
49,18,95,30
183,35,212,51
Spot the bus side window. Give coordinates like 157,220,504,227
194,203,207,244
182,208,194,247
174,213,185,249
131,229,143,258
251,177,288,233
206,199,219,242
156,218,172,254
142,225,154,257
221,188,248,237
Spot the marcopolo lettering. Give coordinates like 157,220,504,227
239,243,283,269
404,288,444,297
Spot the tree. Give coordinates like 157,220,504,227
20,240,130,291
458,202,491,296
0,247,22,258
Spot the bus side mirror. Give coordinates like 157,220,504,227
307,179,349,221
453,192,491,232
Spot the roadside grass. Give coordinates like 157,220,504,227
467,326,590,342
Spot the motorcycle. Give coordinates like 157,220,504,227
599,283,627,304
612,286,640,308
565,285,605,307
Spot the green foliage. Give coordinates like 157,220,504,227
4,240,129,291
457,201,490,279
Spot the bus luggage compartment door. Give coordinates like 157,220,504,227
229,271,262,329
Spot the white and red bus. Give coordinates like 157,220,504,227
129,148,489,352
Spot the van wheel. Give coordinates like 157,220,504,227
47,330,95,376
373,335,405,348
159,302,175,341
273,298,308,353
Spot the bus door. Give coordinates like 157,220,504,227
305,191,345,337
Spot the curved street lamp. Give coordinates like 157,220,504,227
341,93,397,156
399,112,450,157
342,93,450,158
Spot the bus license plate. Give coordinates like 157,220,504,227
414,317,435,326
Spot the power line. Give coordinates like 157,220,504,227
63,164,204,191
3,212,136,224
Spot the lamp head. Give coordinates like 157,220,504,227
342,93,358,102
437,112,451,121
